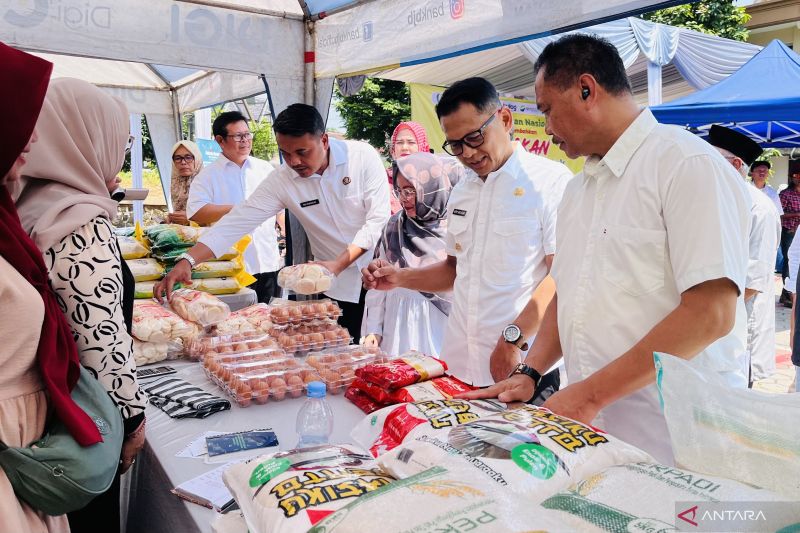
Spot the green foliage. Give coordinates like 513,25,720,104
250,119,279,161
642,0,750,41
122,115,157,172
334,78,411,152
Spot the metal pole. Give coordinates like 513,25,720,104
130,114,145,224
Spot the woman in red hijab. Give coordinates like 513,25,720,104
387,121,431,214
0,42,101,532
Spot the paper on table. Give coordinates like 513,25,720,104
204,445,278,465
176,431,227,458
172,461,237,512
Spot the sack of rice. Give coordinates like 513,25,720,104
375,404,653,503
191,260,243,279
222,445,393,533
307,465,567,533
119,235,149,260
190,272,256,295
540,462,799,532
354,351,447,390
127,258,164,282
350,399,507,457
655,352,800,499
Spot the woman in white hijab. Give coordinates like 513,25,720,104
167,139,203,225
15,77,146,533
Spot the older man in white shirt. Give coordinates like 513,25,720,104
155,104,390,340
362,77,572,394
462,34,751,464
187,111,281,303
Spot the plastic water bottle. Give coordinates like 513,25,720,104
295,381,334,448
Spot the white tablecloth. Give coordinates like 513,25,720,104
124,361,366,533
216,288,257,312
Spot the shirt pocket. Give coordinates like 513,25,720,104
448,215,473,277
601,224,667,297
486,217,541,285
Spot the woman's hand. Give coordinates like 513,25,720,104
119,421,145,474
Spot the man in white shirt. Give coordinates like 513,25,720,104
461,34,751,464
187,111,282,303
707,125,781,384
362,77,572,394
155,104,391,339
750,160,783,216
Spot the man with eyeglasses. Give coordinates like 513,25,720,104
186,111,282,303
362,77,573,397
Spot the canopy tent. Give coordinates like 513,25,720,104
370,17,761,107
651,40,800,148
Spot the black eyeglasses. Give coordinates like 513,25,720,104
172,155,195,164
442,111,498,156
224,132,253,143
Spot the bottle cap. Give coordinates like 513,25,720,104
307,381,327,398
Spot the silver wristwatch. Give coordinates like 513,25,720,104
177,252,196,269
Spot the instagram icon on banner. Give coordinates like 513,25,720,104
450,0,465,19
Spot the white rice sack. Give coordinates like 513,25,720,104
377,404,653,503
655,352,800,499
223,445,393,533
540,462,799,532
119,236,148,259
132,300,198,342
307,465,568,533
169,288,230,326
350,399,508,458
127,258,164,282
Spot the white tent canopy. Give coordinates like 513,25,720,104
373,17,761,106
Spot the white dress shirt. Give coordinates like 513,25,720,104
551,109,751,464
442,144,572,387
757,184,783,216
744,184,781,381
187,155,281,274
199,138,390,303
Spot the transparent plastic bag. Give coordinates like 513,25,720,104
169,289,231,327
277,264,334,295
133,338,184,366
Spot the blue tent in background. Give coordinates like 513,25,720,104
651,40,800,148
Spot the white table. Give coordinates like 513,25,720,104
216,288,257,312
124,361,365,533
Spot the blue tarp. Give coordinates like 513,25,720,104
651,40,800,147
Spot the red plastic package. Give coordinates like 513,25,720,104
351,375,475,405
344,386,388,414
355,351,447,390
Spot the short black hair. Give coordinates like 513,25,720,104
533,34,632,95
435,77,501,119
273,103,325,137
212,111,248,138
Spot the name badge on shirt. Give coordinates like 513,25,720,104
300,199,320,208
453,208,467,217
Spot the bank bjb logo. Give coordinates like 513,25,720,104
450,0,465,19
363,21,373,42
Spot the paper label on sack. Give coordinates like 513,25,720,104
249,458,291,488
401,354,444,381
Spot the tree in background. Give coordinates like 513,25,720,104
642,0,750,41
250,119,279,162
335,78,410,152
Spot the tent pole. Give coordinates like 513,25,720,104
305,20,316,105
171,89,182,140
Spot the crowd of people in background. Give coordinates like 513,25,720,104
1,32,799,532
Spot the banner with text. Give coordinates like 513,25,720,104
410,83,583,174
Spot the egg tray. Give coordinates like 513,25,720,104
304,346,393,394
268,299,342,326
186,332,281,360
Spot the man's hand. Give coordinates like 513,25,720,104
489,336,522,382
362,334,382,348
541,380,602,425
361,259,403,291
119,424,145,474
152,259,193,303
167,211,189,225
455,374,536,404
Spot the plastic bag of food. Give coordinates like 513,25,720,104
127,258,165,282
308,465,567,533
376,404,653,503
355,351,447,390
132,300,199,343
191,259,243,279
540,462,799,532
169,288,231,326
133,338,184,366
655,352,800,499
351,399,508,457
277,264,334,295
190,271,257,295
119,235,149,260
234,304,273,333
222,445,393,533
144,224,203,250
344,387,388,414
349,375,474,405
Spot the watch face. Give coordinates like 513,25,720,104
503,325,521,342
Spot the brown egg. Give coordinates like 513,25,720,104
326,302,339,314
303,371,319,384
309,332,325,344
288,306,303,319
339,367,356,381
287,375,305,397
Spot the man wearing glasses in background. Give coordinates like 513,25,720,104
187,111,282,302
362,77,573,399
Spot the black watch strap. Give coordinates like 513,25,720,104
509,363,542,388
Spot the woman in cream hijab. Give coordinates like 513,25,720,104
167,139,203,225
15,77,146,532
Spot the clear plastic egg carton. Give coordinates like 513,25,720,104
304,346,392,394
269,320,352,356
203,355,320,407
186,332,281,360
268,299,342,326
